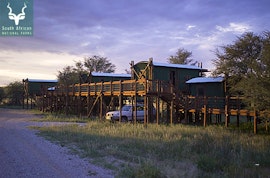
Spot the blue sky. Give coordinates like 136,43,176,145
0,0,270,86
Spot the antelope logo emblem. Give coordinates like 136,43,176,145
7,3,27,25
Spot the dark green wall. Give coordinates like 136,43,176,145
189,82,225,97
133,62,201,92
91,76,131,83
153,66,200,91
28,82,57,95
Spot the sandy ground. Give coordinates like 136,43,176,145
0,108,114,178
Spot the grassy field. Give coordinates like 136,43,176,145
33,115,270,178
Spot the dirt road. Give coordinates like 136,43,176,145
0,108,114,178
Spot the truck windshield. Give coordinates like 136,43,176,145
121,105,131,111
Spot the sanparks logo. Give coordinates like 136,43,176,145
0,0,33,36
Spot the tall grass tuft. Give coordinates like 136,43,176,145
35,121,270,177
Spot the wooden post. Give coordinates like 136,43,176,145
203,97,207,127
42,94,45,112
170,83,174,125
26,88,29,109
144,95,148,127
65,85,69,115
87,83,91,117
156,80,160,125
100,93,103,121
254,108,257,134
99,82,104,121
134,81,137,124
130,61,135,80
170,100,174,125
131,95,134,123
78,83,82,117
225,96,230,127
55,88,58,113
184,96,188,124
148,96,151,124
203,106,207,127
149,58,153,80
72,84,75,114
49,93,53,113
119,80,122,122
144,79,148,127
30,97,33,109
236,96,240,127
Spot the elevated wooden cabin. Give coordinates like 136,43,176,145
186,77,225,109
131,58,208,93
23,78,58,96
22,78,58,109
186,77,225,97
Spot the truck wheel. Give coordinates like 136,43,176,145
121,116,128,122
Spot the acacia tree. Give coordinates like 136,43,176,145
57,55,116,85
83,55,116,73
57,66,79,86
0,87,4,104
5,81,24,105
213,32,270,111
168,48,197,65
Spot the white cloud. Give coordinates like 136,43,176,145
216,22,251,34
186,25,196,30
0,51,80,85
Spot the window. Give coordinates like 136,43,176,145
170,71,176,86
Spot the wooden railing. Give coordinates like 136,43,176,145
49,79,174,97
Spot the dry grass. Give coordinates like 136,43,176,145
34,119,270,177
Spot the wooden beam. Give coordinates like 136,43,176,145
87,94,100,118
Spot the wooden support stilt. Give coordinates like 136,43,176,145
26,91,29,109
53,88,57,113
236,96,240,127
87,94,100,118
42,93,45,112
87,84,91,116
134,82,137,124
156,81,160,125
203,97,208,127
119,80,122,122
99,94,103,121
144,95,148,127
266,119,269,133
184,96,189,124
254,108,257,134
170,100,173,125
225,96,230,127
30,97,33,109
203,105,207,127
65,86,69,115
144,79,148,127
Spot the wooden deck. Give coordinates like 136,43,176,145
40,79,268,134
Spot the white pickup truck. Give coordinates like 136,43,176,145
105,104,145,122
